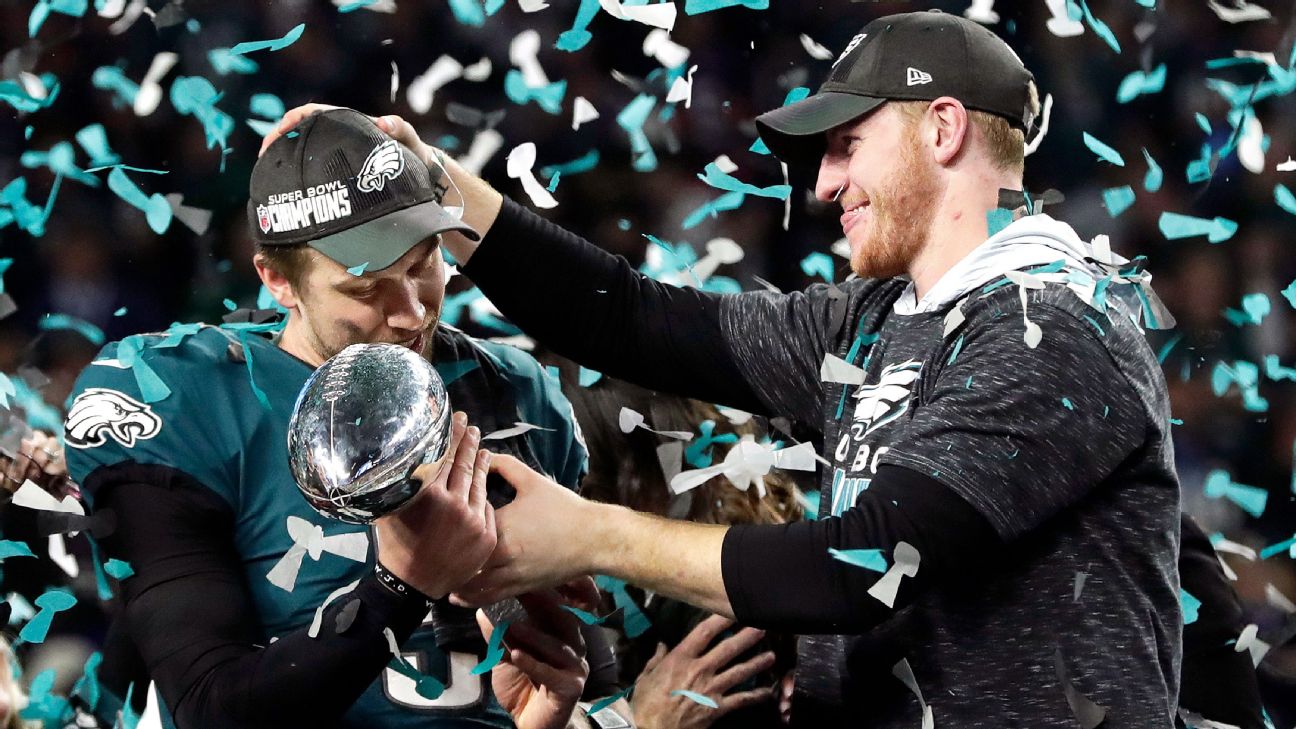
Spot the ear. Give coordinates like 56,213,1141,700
925,97,970,167
253,253,302,310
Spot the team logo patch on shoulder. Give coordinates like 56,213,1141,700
357,140,405,193
853,360,922,435
65,388,163,450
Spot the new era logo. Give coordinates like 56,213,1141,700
906,67,933,86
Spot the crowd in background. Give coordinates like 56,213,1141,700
0,0,1294,725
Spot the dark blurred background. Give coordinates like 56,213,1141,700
1,0,1294,723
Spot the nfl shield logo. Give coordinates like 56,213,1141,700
256,204,272,234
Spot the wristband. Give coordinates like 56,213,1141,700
374,561,435,608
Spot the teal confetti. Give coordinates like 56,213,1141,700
698,163,791,200
539,149,600,179
249,93,286,120
91,66,138,107
828,548,888,572
117,335,172,403
1211,360,1267,412
1185,143,1214,184
547,171,561,193
448,0,486,26
20,668,71,726
562,605,618,625
1116,64,1165,103
338,0,379,10
1101,186,1135,217
1141,148,1163,192
685,0,768,13
503,71,567,115
586,685,634,715
29,0,87,37
170,76,236,152
0,76,60,113
1169,418,1183,425
470,619,510,675
222,298,238,311
0,540,36,560
555,0,599,51
107,167,172,234
104,559,134,580
1082,315,1105,336
1269,356,1296,382
346,263,369,276
578,366,602,387
1259,535,1296,560
1078,0,1120,52
71,652,102,712
1082,132,1125,166
19,589,77,644
1,177,57,236
1062,397,1075,410
236,331,273,411
114,307,127,316
986,208,1014,237
1282,280,1296,309
595,575,651,637
387,654,446,699
21,141,99,186
24,125,32,140
617,94,659,172
228,23,305,55
1194,113,1211,135
1181,590,1200,624
618,219,631,231
39,313,105,345
671,689,719,708
1203,469,1267,518
1275,184,1296,216
208,48,258,75
1222,293,1270,327
800,252,834,283
0,372,14,410
947,334,965,364
682,191,746,230
1157,212,1237,244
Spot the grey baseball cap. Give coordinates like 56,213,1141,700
249,108,478,271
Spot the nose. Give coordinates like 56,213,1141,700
386,280,427,332
814,156,848,203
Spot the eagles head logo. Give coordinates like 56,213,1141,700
852,360,922,435
256,204,272,234
357,140,405,193
65,388,163,450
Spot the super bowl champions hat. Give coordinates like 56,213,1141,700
756,10,1036,171
249,108,478,271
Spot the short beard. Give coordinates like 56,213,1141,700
849,126,946,280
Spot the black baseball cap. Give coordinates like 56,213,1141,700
756,10,1036,172
249,108,478,272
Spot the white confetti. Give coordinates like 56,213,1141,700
713,155,738,174
657,441,683,486
1265,584,1296,614
133,52,178,116
830,237,850,259
462,57,492,82
390,61,399,103
943,298,966,337
482,421,556,441
820,353,867,385
1278,157,1296,172
892,658,935,729
643,29,690,69
715,406,753,425
459,128,504,177
572,96,600,130
1234,624,1270,666
618,407,693,441
1024,93,1054,157
1207,0,1271,23
1044,0,1084,37
509,30,549,87
266,516,368,592
868,541,919,608
666,65,698,109
48,534,78,579
519,0,549,10
309,579,361,638
963,0,999,25
799,34,834,61
1236,112,1265,174
598,0,676,30
691,238,744,283
138,682,163,729
1212,537,1257,561
670,437,815,497
407,56,463,114
13,480,85,516
506,142,559,209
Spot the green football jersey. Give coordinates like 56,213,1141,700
65,323,587,728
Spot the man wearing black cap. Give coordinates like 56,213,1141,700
269,11,1187,727
63,109,612,728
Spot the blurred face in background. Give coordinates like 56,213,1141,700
0,639,25,728
260,237,446,367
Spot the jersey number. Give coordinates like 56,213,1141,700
381,609,484,710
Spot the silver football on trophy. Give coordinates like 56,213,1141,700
287,343,453,524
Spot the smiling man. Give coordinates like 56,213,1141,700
267,11,1185,727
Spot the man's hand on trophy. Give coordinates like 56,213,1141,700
374,410,497,600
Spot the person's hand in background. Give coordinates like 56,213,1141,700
1,430,73,499
630,614,774,729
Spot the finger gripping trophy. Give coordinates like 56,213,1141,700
287,343,452,524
